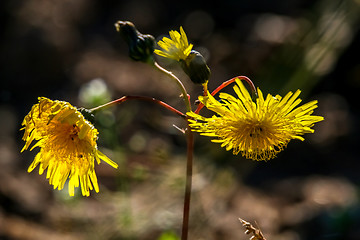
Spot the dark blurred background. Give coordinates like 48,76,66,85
1,0,360,239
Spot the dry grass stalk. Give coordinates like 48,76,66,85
238,218,267,240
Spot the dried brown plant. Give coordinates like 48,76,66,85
239,218,267,240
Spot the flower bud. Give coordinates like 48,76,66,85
115,21,155,64
180,50,210,84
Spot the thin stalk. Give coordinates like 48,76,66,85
181,123,194,240
154,62,192,112
89,95,186,118
153,61,194,239
202,82,208,96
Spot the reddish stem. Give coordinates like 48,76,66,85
181,125,194,240
194,76,257,114
92,95,193,239
90,95,186,118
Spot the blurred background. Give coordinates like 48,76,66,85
1,0,360,239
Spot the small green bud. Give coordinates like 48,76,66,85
180,50,211,84
115,21,155,64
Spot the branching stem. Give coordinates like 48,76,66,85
153,61,194,240
89,95,186,118
154,62,192,112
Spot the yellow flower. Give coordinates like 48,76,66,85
21,97,118,196
154,26,193,61
187,79,324,161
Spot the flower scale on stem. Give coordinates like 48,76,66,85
21,97,118,196
187,79,324,161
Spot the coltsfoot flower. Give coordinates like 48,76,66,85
187,79,324,161
21,97,118,196
154,26,193,61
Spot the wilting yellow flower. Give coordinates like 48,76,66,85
154,26,193,61
21,97,118,196
187,79,324,161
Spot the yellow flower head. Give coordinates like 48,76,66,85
154,26,193,61
187,79,324,161
21,97,118,196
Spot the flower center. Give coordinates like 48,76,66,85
249,126,263,138
69,124,79,141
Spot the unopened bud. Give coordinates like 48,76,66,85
180,50,210,84
115,21,155,64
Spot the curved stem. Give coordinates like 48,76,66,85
194,76,258,114
154,62,192,112
89,95,186,118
